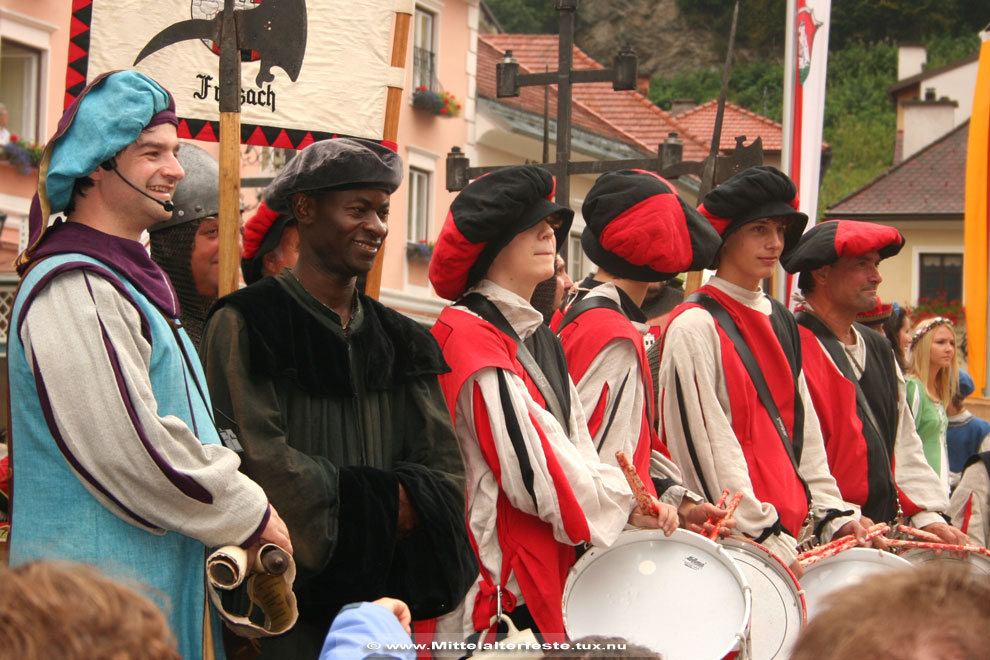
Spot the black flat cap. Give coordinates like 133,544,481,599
264,137,403,213
430,165,573,300
698,166,808,266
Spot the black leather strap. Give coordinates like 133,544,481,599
796,312,886,443
555,292,658,433
796,311,899,522
555,293,623,334
459,293,570,433
688,292,812,507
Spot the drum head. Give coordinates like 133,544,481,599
801,548,913,620
898,547,990,577
563,529,750,660
720,537,805,660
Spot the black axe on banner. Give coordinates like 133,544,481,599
134,0,308,296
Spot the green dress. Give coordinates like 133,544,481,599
906,376,950,494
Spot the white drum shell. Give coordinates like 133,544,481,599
563,529,751,660
898,547,990,578
801,548,914,621
719,536,805,660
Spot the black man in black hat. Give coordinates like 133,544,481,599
201,137,476,659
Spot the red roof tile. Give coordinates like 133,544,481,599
826,121,967,218
476,40,636,147
675,100,785,152
478,34,711,162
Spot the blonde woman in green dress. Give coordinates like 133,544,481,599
906,317,959,495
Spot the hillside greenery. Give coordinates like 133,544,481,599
484,0,985,212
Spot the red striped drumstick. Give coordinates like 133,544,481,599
888,538,990,557
707,491,743,540
897,524,945,543
615,450,660,516
797,523,890,566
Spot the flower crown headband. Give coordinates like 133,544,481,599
910,316,954,348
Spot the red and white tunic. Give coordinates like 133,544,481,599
431,280,634,636
659,277,856,565
553,281,689,506
949,454,990,547
798,303,948,529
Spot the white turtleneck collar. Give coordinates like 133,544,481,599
708,275,772,315
461,279,546,340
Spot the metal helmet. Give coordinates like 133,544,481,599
149,142,219,232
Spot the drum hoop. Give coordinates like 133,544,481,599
896,547,990,573
718,535,808,626
563,528,752,652
802,547,914,571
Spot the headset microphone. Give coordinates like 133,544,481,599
100,158,175,213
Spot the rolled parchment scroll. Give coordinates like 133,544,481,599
206,543,299,638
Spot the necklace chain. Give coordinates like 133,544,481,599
287,270,358,329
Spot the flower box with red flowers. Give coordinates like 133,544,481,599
2,135,45,174
411,87,461,117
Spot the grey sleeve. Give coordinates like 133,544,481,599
21,271,269,547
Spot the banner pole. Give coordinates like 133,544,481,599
364,5,413,301
217,0,242,297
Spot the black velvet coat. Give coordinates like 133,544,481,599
202,273,476,659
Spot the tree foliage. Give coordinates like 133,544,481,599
484,0,559,34
649,61,784,123
676,0,986,51
676,0,787,56
817,42,897,216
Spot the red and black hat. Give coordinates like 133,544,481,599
580,170,721,281
698,166,808,266
241,200,296,284
429,165,573,301
780,220,904,274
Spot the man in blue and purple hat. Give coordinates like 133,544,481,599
7,70,291,659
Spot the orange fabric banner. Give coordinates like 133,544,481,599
963,34,990,394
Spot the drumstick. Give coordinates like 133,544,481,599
810,521,889,558
798,529,887,568
897,524,945,543
703,489,731,531
707,491,743,540
797,523,890,566
797,521,889,559
888,538,990,557
615,450,661,516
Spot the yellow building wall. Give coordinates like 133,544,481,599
871,220,964,307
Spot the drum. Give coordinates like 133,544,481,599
719,536,805,660
563,528,751,660
800,548,913,620
897,547,990,577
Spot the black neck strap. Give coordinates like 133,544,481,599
458,293,571,434
688,291,812,507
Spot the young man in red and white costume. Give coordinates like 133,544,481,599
660,166,866,574
552,170,722,512
781,220,967,546
428,166,728,639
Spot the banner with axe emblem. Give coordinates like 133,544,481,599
68,0,398,146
